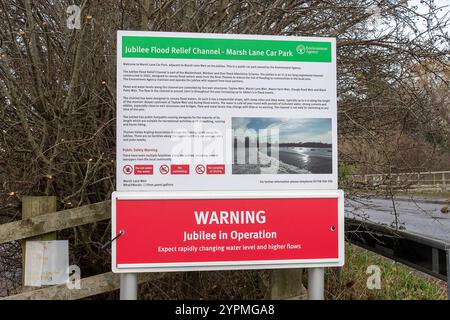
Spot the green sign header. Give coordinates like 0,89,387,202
122,36,332,62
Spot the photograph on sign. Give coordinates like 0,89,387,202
116,31,337,191
111,190,344,273
232,117,332,175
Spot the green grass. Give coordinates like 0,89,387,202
138,243,447,300
326,244,448,300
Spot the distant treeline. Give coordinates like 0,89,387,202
234,137,331,148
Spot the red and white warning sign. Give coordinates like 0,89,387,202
122,165,133,175
134,165,153,175
171,164,189,175
206,164,225,175
159,165,169,175
112,190,344,272
195,164,205,175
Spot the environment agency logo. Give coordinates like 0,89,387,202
296,44,306,55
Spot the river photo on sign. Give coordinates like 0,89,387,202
232,117,332,175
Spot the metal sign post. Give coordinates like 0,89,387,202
308,268,325,300
120,273,138,300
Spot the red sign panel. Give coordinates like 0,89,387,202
170,164,190,175
206,164,225,174
112,192,343,272
134,164,153,175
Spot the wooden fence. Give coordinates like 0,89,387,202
0,198,305,300
0,200,161,300
351,171,450,192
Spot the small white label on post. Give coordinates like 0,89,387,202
24,240,69,287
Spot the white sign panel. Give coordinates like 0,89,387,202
24,240,69,287
116,31,337,191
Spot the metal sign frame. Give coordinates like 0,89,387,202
112,190,344,273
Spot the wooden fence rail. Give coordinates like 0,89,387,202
0,200,111,244
0,198,304,300
0,200,116,300
2,272,163,300
351,171,450,192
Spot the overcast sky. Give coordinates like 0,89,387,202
408,0,449,35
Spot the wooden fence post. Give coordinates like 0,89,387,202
21,196,57,288
268,269,306,299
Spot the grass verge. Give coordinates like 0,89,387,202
326,243,447,300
